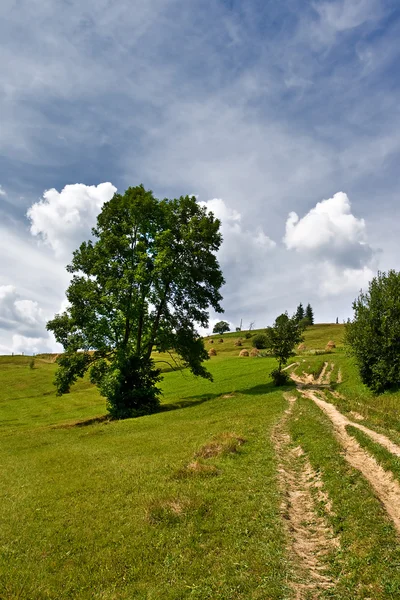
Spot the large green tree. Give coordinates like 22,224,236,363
47,185,225,418
345,270,400,393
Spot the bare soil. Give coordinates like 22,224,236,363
292,369,400,535
272,393,338,598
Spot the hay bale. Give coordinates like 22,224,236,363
208,348,217,356
209,339,214,344
239,349,249,357
250,348,260,357
234,339,242,347
326,340,336,350
219,338,224,343
298,343,306,351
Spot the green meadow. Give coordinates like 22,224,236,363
2,324,400,599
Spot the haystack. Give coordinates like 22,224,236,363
298,343,306,351
209,348,217,356
219,338,224,343
326,340,336,350
250,348,260,357
209,339,214,344
239,349,249,357
234,339,242,347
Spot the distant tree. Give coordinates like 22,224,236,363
47,185,225,419
305,303,314,325
299,317,311,329
295,303,305,322
336,317,339,324
213,321,230,334
345,270,400,393
265,313,304,385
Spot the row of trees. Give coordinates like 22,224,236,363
295,302,314,325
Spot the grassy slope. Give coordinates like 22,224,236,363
4,323,400,598
0,354,289,600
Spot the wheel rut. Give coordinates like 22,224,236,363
292,368,400,535
272,393,339,598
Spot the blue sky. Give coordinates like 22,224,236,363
1,0,400,352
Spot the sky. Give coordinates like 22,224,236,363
1,0,400,353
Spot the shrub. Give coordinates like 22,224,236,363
252,334,268,349
271,368,289,386
346,270,400,393
245,332,253,339
29,358,35,370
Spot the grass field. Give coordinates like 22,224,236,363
2,324,400,599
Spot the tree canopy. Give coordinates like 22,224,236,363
47,185,225,418
345,270,400,393
213,321,230,334
295,303,304,322
266,312,304,385
305,303,314,325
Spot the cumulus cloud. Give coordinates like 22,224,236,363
0,285,46,338
284,192,373,268
201,198,276,269
0,334,58,356
27,182,117,259
319,263,374,296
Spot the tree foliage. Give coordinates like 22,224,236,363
252,334,268,349
47,185,225,418
305,303,314,325
345,270,400,393
212,321,230,334
295,303,304,322
265,312,304,385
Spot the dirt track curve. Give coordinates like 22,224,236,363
292,368,400,535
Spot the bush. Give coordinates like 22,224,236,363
252,334,268,349
271,368,289,386
245,332,253,339
346,270,400,393
29,358,35,370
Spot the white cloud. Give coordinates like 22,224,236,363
0,185,6,196
0,334,58,356
27,182,117,259
314,0,382,33
201,197,276,269
319,263,374,296
0,285,45,333
284,192,373,268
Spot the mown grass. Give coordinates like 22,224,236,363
0,354,290,599
289,394,400,599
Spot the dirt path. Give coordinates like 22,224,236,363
292,370,400,535
272,393,338,598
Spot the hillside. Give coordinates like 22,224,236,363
2,324,400,599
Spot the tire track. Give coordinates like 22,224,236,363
272,393,339,598
292,369,400,535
